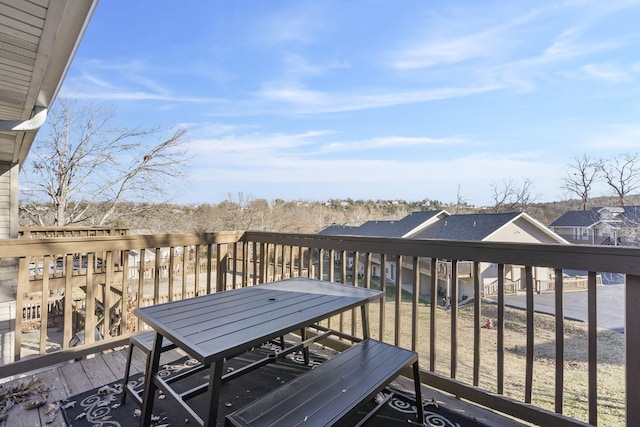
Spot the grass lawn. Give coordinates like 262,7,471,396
321,287,625,426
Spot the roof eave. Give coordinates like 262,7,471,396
11,0,99,165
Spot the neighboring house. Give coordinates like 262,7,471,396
319,211,569,303
550,206,640,246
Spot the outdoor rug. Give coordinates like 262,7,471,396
62,343,487,427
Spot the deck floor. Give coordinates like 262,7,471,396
1,341,528,427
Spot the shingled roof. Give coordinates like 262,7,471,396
550,206,640,228
319,210,567,244
412,212,521,241
318,211,446,237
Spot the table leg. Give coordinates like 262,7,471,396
300,328,310,365
360,305,370,338
140,332,163,427
204,360,224,426
413,361,425,424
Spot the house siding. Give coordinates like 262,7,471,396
492,218,560,244
0,162,19,365
0,301,14,367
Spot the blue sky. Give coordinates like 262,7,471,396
58,0,640,206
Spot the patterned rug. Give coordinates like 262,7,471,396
62,344,486,427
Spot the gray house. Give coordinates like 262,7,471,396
320,211,569,302
550,206,640,246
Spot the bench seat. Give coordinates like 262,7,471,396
226,338,424,426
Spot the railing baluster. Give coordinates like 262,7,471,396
252,241,258,285
63,254,73,349
497,263,505,395
120,249,129,332
39,255,50,354
364,252,372,289
318,248,324,280
451,259,458,379
626,274,640,427
412,256,419,352
379,253,387,342
215,243,225,292
104,251,113,337
298,246,303,277
554,267,564,414
168,247,175,300
352,251,359,286
525,265,534,403
261,242,268,284
15,257,28,361
340,250,347,332
588,270,597,425
473,261,481,387
352,251,359,337
395,255,402,347
182,245,188,295
137,248,145,330
273,244,278,280
430,257,437,371
154,248,161,304
85,253,95,344
288,245,294,278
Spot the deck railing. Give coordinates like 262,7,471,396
0,230,637,426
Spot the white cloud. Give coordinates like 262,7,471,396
255,3,331,45
390,32,500,70
187,148,565,206
585,124,640,149
188,130,333,156
60,88,216,103
580,63,634,83
319,136,466,153
252,83,501,114
257,85,330,106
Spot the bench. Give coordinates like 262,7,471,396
121,331,176,406
226,338,425,426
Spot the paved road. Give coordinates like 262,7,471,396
494,284,625,332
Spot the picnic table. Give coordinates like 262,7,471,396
135,277,384,426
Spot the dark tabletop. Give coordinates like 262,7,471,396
135,277,383,364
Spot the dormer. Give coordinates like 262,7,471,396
598,207,624,220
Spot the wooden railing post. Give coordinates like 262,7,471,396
626,274,640,426
14,257,29,361
216,243,227,293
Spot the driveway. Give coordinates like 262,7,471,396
490,284,625,332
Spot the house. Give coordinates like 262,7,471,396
319,211,569,302
550,206,640,246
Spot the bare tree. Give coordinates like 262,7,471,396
515,178,541,213
453,184,467,214
20,99,191,226
490,178,540,213
562,155,602,210
601,152,640,206
490,180,517,213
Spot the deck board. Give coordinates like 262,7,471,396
36,368,68,427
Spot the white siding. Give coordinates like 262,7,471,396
0,301,15,366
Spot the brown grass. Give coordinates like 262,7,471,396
324,299,625,426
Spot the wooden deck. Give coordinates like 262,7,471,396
1,342,529,427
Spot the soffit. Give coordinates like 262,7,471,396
0,0,98,164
